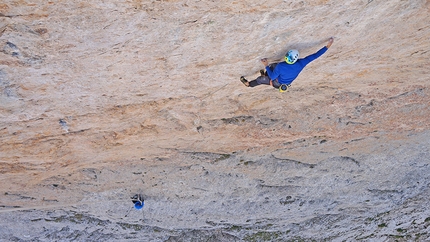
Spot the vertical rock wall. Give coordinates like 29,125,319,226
1,0,429,240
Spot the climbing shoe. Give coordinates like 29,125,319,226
240,76,249,87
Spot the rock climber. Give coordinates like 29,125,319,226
240,37,334,92
131,194,144,210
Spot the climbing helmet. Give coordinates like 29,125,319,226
285,49,299,64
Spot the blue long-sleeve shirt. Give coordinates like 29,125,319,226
266,46,328,85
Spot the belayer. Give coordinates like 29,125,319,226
131,194,144,210
240,37,334,92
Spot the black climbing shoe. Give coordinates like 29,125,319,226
240,76,249,87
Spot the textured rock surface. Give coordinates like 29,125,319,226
1,0,429,241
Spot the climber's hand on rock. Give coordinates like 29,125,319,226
261,58,269,67
326,37,334,48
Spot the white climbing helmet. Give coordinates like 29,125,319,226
285,49,299,64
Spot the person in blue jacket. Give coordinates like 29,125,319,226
131,194,144,210
240,37,334,92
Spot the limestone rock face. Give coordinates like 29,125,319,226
1,0,429,240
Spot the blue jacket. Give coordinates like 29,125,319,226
266,46,328,85
134,201,144,210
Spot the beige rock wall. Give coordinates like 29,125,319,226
0,0,429,240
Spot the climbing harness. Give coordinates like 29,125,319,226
279,84,291,93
